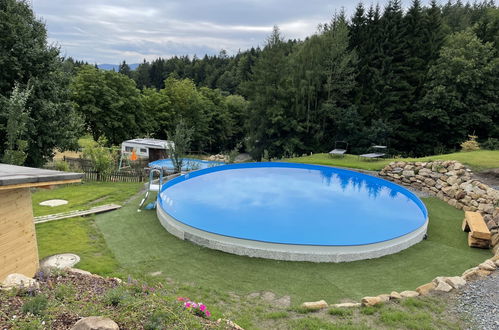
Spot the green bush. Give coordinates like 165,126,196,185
481,137,499,150
54,160,70,172
22,295,48,316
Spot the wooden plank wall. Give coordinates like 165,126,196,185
0,188,39,282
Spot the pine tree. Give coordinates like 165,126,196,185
118,60,132,77
246,26,297,159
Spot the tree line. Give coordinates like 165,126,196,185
1,0,498,166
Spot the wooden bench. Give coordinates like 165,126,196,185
462,211,491,248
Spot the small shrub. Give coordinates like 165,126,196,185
103,287,130,306
54,160,70,172
145,311,174,330
177,297,211,318
328,307,353,317
460,135,480,151
54,284,76,301
22,295,48,316
481,137,499,150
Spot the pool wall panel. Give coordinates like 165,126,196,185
157,206,428,262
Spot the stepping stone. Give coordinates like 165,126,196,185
39,199,68,207
40,253,80,269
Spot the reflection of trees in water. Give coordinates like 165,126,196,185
319,168,396,199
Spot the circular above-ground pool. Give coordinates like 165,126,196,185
157,162,428,262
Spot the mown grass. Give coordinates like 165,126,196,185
90,197,489,328
36,217,120,276
287,150,499,171
32,181,143,216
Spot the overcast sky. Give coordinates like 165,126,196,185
32,0,428,64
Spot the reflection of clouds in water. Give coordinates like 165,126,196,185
162,167,407,212
159,165,426,245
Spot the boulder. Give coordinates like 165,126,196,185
389,291,402,300
400,291,419,298
444,276,466,289
361,296,383,306
71,316,119,330
331,302,361,308
301,300,328,310
377,294,391,302
416,282,436,295
478,260,497,271
434,281,453,293
1,273,39,290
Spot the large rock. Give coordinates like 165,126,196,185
433,281,453,293
416,282,436,295
444,276,466,289
377,294,391,302
389,291,402,300
400,291,419,298
361,296,383,306
478,260,497,271
71,316,119,330
1,273,39,290
301,300,328,310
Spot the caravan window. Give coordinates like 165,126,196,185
125,146,133,152
140,148,147,153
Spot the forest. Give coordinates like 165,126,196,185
0,0,498,166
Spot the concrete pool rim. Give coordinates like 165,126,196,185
156,162,429,262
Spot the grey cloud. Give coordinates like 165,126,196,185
33,0,425,64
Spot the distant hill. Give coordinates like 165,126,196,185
97,63,140,71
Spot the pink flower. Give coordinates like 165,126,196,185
177,297,186,302
185,302,191,308
192,302,198,308
199,304,206,311
205,310,211,318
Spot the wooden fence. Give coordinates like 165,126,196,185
60,156,147,182
83,170,146,182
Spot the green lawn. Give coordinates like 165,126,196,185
34,183,489,328
90,197,489,302
36,217,120,276
287,150,499,171
32,181,143,216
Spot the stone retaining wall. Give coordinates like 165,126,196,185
379,160,499,231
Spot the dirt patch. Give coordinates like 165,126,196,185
473,169,499,190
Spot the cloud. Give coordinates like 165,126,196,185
32,0,425,64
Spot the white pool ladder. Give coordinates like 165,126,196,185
138,168,163,211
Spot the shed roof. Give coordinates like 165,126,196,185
0,164,83,189
122,138,173,149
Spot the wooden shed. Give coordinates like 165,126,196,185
0,164,82,281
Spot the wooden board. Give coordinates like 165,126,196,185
464,211,491,240
0,188,39,282
468,232,490,249
34,204,122,224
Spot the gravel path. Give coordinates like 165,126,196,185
454,272,499,330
